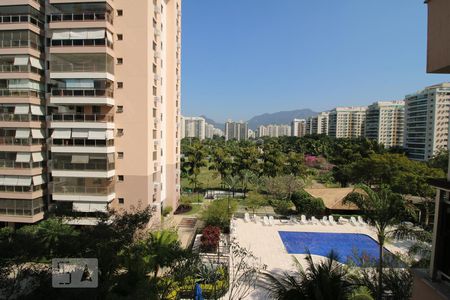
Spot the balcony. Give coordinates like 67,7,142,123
0,113,44,122
0,14,44,29
51,138,114,154
51,160,115,178
0,89,44,100
0,160,44,176
52,184,115,202
49,113,114,130
0,64,43,75
49,12,113,24
51,38,113,49
50,88,114,106
0,137,44,152
49,53,114,79
0,197,44,223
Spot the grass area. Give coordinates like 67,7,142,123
181,166,223,191
182,204,203,216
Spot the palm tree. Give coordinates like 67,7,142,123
239,170,257,199
146,230,183,278
262,251,355,300
343,184,414,300
223,174,240,198
36,218,78,256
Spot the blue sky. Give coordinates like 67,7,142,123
181,0,449,122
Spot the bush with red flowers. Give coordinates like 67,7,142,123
200,226,221,252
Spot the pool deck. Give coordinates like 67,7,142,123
232,217,412,274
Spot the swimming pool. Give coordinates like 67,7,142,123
278,231,397,266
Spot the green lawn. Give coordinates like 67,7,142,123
180,204,203,216
181,166,223,190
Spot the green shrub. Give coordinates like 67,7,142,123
270,199,295,216
291,190,326,216
201,199,237,231
162,206,173,217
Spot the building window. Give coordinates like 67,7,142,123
117,128,124,136
118,152,124,159
92,106,101,114
118,198,124,204
118,175,124,181
117,58,123,64
117,82,124,89
117,34,123,40
117,10,123,16
117,106,123,113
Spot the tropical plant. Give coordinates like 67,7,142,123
291,190,326,216
200,226,221,252
262,251,355,300
224,174,241,198
183,142,207,193
343,184,414,300
201,199,238,231
239,170,258,198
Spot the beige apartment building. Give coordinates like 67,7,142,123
328,106,367,138
291,118,306,137
181,116,205,140
364,101,405,148
404,83,450,161
225,120,248,141
0,0,181,227
306,112,329,135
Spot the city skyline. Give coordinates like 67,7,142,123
181,0,449,122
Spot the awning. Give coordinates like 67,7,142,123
17,177,32,186
106,130,114,139
4,176,18,186
31,129,45,139
16,153,31,163
29,57,44,70
32,152,44,162
71,154,89,164
15,129,30,138
51,129,71,139
86,29,105,39
88,130,106,140
30,105,45,116
0,177,4,185
69,29,88,40
106,31,113,43
65,79,94,89
52,30,70,40
72,129,89,138
14,56,29,66
14,104,29,114
107,153,114,163
73,202,108,213
32,175,44,185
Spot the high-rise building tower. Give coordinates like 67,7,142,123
364,101,405,148
306,112,329,135
181,116,205,140
404,83,450,161
291,119,306,137
225,120,248,141
328,106,367,138
0,0,181,226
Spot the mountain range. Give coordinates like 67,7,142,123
201,109,317,130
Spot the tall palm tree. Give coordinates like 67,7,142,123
262,251,355,300
239,170,257,199
146,230,183,278
223,174,240,198
343,184,413,300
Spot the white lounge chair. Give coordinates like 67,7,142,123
253,214,258,223
357,216,366,226
300,215,309,225
320,216,330,225
244,212,250,223
263,216,270,226
269,216,275,226
311,216,319,224
329,215,337,225
350,216,358,226
338,217,349,225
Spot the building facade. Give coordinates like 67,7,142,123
291,118,306,137
181,116,205,140
225,120,248,141
404,83,450,161
328,106,367,138
364,101,405,148
306,112,329,135
0,0,181,226
257,124,291,138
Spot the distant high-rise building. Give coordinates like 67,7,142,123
225,120,248,141
364,101,405,147
404,83,450,161
213,128,224,137
257,124,291,138
205,123,214,139
306,112,329,135
181,116,205,140
291,119,306,137
248,129,255,139
0,0,182,226
328,107,367,138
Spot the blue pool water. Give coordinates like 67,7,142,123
278,231,397,266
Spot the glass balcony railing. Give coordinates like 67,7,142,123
0,137,44,146
51,139,114,147
0,40,42,50
51,38,113,49
0,64,44,75
49,12,113,24
0,160,43,169
0,15,44,28
0,114,44,122
50,113,114,123
0,198,44,217
0,184,45,193
51,88,113,98
53,184,114,196
0,89,45,99
50,63,112,73
52,161,115,172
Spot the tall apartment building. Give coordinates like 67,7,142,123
328,106,367,138
204,123,214,139
364,101,405,148
0,0,181,227
181,116,205,140
306,112,329,135
291,118,306,137
404,83,450,161
225,120,248,141
257,124,291,138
